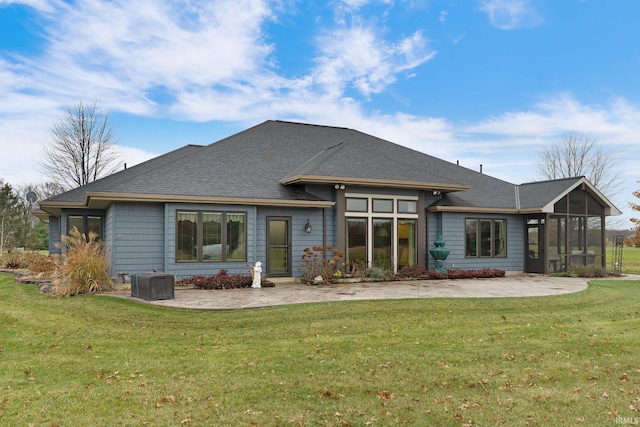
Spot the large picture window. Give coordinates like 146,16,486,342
345,194,419,272
177,211,246,262
465,218,507,258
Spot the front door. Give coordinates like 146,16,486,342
267,217,291,276
526,220,545,273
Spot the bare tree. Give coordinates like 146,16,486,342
535,132,622,199
40,101,123,190
20,181,66,202
625,183,640,247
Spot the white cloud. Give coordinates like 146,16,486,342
115,146,158,170
339,0,370,9
0,0,54,12
2,0,276,117
312,27,435,97
479,0,543,30
466,93,640,142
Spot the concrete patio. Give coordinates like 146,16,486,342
103,274,640,310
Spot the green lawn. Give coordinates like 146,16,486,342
1,273,639,426
620,245,640,274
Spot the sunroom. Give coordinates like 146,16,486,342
525,180,618,274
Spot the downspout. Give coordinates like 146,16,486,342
323,207,327,257
601,214,606,269
335,187,346,256
417,190,426,268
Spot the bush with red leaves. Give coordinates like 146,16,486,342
446,268,506,279
178,269,253,290
396,266,505,280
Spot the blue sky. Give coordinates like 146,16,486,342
1,0,638,227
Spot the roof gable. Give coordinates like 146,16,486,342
519,176,621,216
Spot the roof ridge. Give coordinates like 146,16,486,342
283,143,346,178
273,120,350,130
519,176,584,186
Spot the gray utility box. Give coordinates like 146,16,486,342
131,273,175,301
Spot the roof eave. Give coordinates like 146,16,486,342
428,206,521,214
38,192,335,214
85,192,335,209
281,175,471,192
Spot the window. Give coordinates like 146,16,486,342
67,215,103,240
176,211,246,262
346,218,367,268
397,219,416,268
177,212,198,261
346,197,368,212
372,198,393,213
398,200,417,214
345,193,419,272
202,213,222,261
373,218,393,269
465,218,506,258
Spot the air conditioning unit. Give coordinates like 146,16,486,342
131,273,175,301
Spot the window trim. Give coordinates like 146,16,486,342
346,197,369,213
67,214,104,240
397,199,417,214
372,198,393,213
344,193,419,272
465,218,507,258
176,210,247,263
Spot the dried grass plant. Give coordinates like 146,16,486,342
53,227,113,297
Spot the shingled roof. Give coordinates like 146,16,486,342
39,120,620,216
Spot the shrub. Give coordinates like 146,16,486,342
396,264,429,279
395,266,505,280
364,266,391,281
347,259,368,278
178,269,252,290
426,270,449,280
567,266,609,278
447,268,506,279
1,251,29,269
27,254,58,275
300,245,346,284
53,227,113,297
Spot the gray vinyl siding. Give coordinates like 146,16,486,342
104,205,114,263
304,184,336,202
427,211,525,272
48,216,60,254
109,202,165,276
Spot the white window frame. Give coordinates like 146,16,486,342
345,193,419,272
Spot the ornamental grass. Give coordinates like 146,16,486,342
53,226,113,297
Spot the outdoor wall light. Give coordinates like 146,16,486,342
304,220,312,234
334,184,346,190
